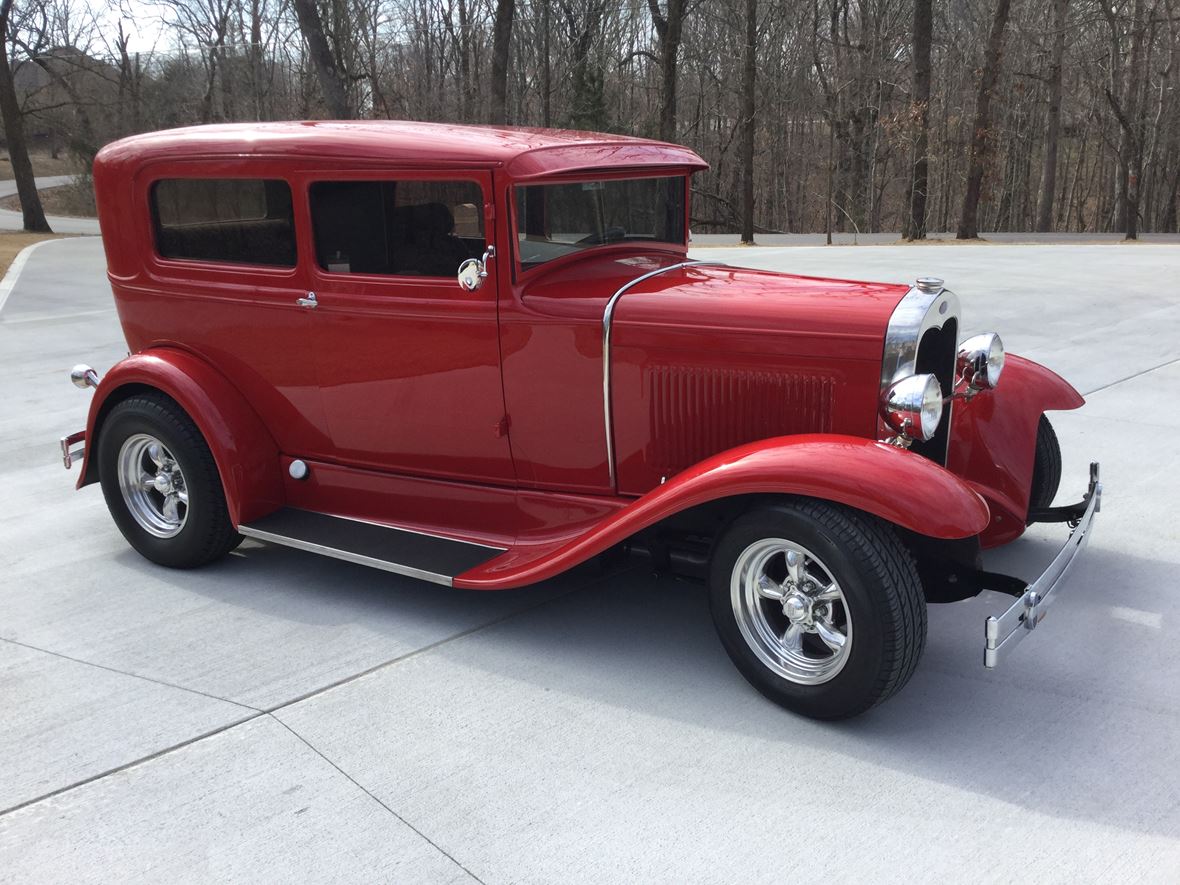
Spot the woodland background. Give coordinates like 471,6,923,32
0,0,1176,240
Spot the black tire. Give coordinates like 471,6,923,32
1029,415,1062,514
97,393,240,568
708,499,926,720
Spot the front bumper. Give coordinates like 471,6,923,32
983,462,1102,668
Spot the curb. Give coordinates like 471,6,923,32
0,238,60,317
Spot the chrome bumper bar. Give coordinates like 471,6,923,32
984,462,1102,668
60,431,85,469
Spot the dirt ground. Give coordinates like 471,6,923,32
0,231,70,278
0,184,96,218
0,152,82,180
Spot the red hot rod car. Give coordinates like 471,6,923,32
63,122,1100,719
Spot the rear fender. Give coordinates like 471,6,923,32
80,348,283,526
948,354,1083,546
455,434,989,589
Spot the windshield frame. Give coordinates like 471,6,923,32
509,169,691,280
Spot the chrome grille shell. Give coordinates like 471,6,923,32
881,283,961,464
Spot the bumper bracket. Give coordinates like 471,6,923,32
984,462,1102,668
60,431,85,470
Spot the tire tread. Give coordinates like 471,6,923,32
99,392,238,568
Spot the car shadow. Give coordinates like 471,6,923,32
119,529,1173,839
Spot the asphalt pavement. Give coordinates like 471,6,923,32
1,236,1178,882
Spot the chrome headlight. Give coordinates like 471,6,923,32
881,373,944,442
957,333,1004,391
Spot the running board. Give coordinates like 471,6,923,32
238,508,504,586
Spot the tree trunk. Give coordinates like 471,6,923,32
0,0,49,233
291,0,352,118
1123,0,1148,240
647,0,686,142
541,0,551,127
905,0,932,239
1036,0,1068,231
958,0,1012,239
739,0,757,243
489,0,515,124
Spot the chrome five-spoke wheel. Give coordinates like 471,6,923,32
99,394,238,568
709,500,926,719
116,433,189,538
731,538,852,684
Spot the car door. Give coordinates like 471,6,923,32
296,168,515,485
140,168,332,460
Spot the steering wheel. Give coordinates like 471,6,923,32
576,226,627,246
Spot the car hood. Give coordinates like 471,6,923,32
520,253,910,362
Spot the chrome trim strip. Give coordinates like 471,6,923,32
983,463,1102,668
237,524,458,587
602,260,725,490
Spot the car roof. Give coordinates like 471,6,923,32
94,120,709,180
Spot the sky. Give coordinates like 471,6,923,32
90,1,175,57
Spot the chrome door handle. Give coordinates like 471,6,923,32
296,292,318,309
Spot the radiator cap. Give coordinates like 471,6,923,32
915,277,944,293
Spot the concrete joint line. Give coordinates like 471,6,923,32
1083,355,1180,398
0,635,263,714
0,712,266,818
0,568,627,822
271,715,486,885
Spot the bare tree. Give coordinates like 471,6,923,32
14,0,1180,239
958,0,1012,239
1035,0,1068,232
291,0,351,118
0,0,49,232
647,0,686,142
904,0,932,239
489,0,515,124
739,0,756,243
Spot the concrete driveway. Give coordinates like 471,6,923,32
1,237,1178,882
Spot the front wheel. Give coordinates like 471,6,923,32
708,500,926,719
1029,415,1062,513
97,393,240,568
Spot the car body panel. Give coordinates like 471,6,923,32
78,348,284,526
82,121,1087,596
453,434,991,589
949,354,1085,546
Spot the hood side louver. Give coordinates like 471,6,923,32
646,365,835,478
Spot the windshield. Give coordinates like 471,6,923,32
514,175,686,269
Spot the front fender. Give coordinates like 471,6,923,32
455,434,989,589
948,354,1084,547
80,348,283,526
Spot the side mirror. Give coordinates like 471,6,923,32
457,245,496,292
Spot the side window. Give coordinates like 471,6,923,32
151,178,295,267
309,179,484,277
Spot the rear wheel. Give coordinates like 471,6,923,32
98,393,240,568
1029,415,1062,513
708,499,926,719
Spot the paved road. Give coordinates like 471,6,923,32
0,175,101,235
693,231,1180,246
1,238,1178,882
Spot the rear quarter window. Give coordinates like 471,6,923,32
151,178,296,268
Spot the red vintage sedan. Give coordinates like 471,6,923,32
63,121,1099,719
